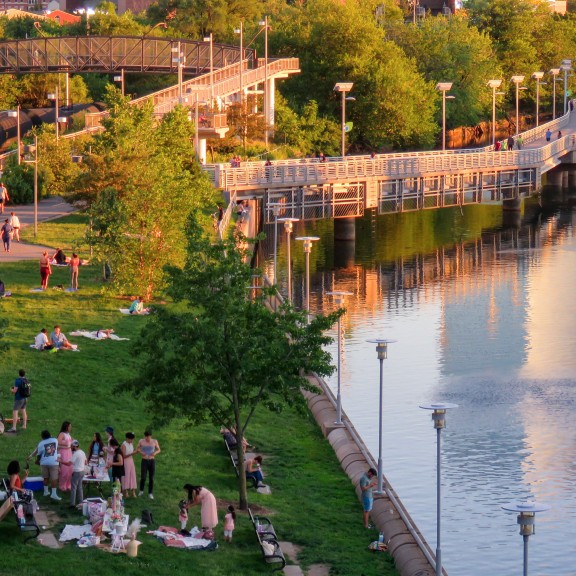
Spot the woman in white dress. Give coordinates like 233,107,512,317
121,432,137,497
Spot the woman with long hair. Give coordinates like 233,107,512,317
57,421,73,491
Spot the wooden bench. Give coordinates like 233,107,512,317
223,436,258,488
248,507,286,571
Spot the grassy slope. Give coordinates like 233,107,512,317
0,218,398,576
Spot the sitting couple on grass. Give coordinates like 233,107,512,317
129,296,150,315
34,326,78,352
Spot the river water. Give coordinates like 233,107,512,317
260,186,576,575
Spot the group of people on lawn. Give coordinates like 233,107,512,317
34,326,78,352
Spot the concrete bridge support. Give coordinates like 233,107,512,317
334,217,356,241
546,170,563,187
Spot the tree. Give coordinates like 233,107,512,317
71,87,215,298
125,219,340,508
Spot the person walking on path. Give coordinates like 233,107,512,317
7,369,30,433
1,218,13,252
516,135,523,150
0,182,9,214
70,440,86,508
136,430,161,499
360,467,377,529
546,129,552,142
39,251,51,290
69,252,80,291
9,212,20,241
507,135,515,151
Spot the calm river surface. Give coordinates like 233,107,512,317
260,187,576,576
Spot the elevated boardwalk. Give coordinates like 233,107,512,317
206,110,576,223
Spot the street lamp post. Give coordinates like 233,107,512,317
270,204,281,284
366,338,396,495
278,218,298,303
419,403,459,576
202,33,214,106
487,79,502,146
113,69,125,96
7,104,21,165
334,82,354,158
327,291,353,425
561,59,572,114
550,68,561,119
47,88,67,143
501,501,551,576
234,23,244,112
172,42,186,104
532,71,544,127
258,16,270,149
23,136,38,238
511,75,525,135
296,236,320,322
436,82,453,151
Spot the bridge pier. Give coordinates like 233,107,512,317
502,197,521,211
334,217,356,241
546,170,562,187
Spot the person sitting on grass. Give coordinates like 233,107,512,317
52,248,68,265
50,325,78,350
0,278,11,297
129,296,149,315
34,328,54,351
245,455,266,488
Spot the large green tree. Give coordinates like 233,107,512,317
125,220,340,508
71,87,215,298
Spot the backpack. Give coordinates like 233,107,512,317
18,378,31,398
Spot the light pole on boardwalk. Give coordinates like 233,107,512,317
561,59,572,114
366,338,396,495
487,79,502,146
7,104,21,164
436,82,453,150
419,402,458,576
327,291,353,425
278,218,298,303
511,75,525,136
532,71,544,127
295,236,320,323
550,68,560,120
334,82,354,157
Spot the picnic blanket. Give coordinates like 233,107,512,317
148,526,216,550
60,523,94,542
69,330,129,341
119,308,150,315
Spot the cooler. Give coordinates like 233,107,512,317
23,476,44,491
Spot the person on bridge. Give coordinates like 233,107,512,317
507,135,515,150
546,129,552,142
516,135,523,150
558,130,563,139
494,141,501,151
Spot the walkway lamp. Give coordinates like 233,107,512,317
296,236,320,323
366,338,396,495
532,71,544,127
171,42,186,104
561,60,572,114
419,402,458,576
202,33,214,106
511,76,525,135
270,204,282,285
334,82,354,158
436,82,454,151
113,69,125,96
326,291,353,424
234,23,244,112
550,68,561,119
278,217,298,303
7,105,21,165
487,80,502,146
501,500,551,576
22,136,38,238
258,16,271,149
47,88,67,142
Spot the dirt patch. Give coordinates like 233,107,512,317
306,564,330,576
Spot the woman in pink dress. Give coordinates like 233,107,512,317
57,421,73,491
121,432,137,497
184,484,218,529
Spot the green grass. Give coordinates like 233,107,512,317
0,219,399,576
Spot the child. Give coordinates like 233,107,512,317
223,505,235,542
178,499,188,531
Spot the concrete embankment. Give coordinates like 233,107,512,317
303,373,441,576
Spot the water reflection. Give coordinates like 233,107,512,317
257,186,576,575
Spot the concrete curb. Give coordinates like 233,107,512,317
303,380,436,576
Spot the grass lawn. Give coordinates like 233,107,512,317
0,218,399,576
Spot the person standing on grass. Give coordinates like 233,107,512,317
136,430,161,499
57,421,73,491
7,369,29,433
39,251,52,290
27,430,61,501
121,432,137,498
223,505,235,542
8,211,20,242
70,440,86,508
360,467,377,529
69,253,80,291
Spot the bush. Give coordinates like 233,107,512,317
2,160,36,204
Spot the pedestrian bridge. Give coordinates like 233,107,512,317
206,111,576,223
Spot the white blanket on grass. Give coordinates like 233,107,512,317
59,523,93,542
119,308,150,315
69,330,129,341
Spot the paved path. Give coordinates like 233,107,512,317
0,196,76,262
523,109,576,149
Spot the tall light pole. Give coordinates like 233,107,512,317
234,22,244,113
296,236,320,322
7,104,21,164
172,42,185,104
561,59,572,114
334,82,354,157
436,82,453,151
511,75,525,135
23,137,38,238
419,403,458,576
113,69,125,96
327,291,353,425
487,79,502,146
278,218,298,303
203,33,214,106
532,71,544,127
271,204,281,284
501,501,551,576
366,338,396,495
47,88,67,143
550,68,560,119
258,16,270,149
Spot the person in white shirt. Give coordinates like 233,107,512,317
35,328,54,351
70,440,87,507
9,212,20,242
